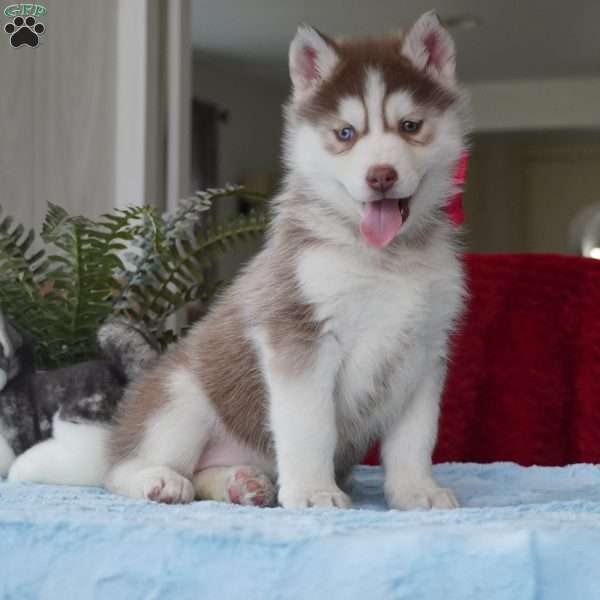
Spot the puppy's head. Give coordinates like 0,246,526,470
284,11,468,248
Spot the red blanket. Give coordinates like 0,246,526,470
365,253,600,466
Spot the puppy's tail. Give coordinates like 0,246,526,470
97,318,161,382
8,415,112,487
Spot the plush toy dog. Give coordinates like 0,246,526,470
0,311,159,485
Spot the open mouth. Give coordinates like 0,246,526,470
360,197,411,249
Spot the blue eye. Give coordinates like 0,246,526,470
335,126,355,142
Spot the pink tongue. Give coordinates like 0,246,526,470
360,199,403,248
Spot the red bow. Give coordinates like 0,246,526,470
446,151,469,226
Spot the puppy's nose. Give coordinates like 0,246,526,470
366,165,398,193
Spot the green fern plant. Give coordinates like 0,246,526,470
0,186,268,368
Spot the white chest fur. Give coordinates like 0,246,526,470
296,243,463,419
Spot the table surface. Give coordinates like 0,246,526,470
1,462,600,600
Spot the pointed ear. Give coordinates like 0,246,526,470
402,11,456,86
289,25,338,98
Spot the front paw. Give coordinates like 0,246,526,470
278,485,351,509
386,484,459,510
137,467,195,504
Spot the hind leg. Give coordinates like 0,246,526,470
105,368,214,504
193,465,276,507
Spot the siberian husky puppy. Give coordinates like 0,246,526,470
106,11,468,510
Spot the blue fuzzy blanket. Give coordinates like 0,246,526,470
2,463,600,599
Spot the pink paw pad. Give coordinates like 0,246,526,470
226,467,275,507
147,481,165,501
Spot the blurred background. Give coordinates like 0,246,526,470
2,0,600,280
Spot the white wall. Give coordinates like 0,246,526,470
192,55,287,189
0,0,190,233
461,77,600,254
467,77,600,132
463,132,600,254
0,0,118,231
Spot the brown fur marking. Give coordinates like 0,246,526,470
194,219,326,451
297,36,455,124
192,300,273,455
110,217,327,460
109,345,191,463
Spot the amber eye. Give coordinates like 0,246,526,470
335,126,355,142
400,119,423,134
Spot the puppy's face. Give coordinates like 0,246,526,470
285,12,466,247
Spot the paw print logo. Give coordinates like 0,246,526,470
4,15,45,48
